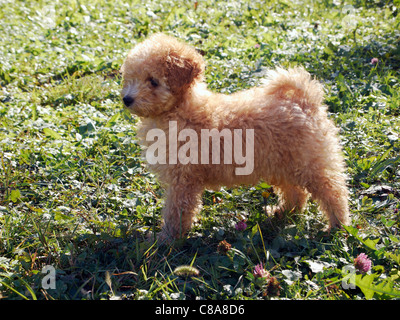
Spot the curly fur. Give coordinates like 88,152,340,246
121,33,350,242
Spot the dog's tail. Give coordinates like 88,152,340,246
262,67,324,113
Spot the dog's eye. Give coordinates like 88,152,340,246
149,78,159,88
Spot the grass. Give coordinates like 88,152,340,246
0,0,399,300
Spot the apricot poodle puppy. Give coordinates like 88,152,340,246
120,33,350,242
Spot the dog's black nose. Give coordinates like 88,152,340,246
123,96,134,107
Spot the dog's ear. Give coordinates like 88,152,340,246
165,53,203,93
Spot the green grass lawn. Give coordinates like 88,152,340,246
1,0,399,300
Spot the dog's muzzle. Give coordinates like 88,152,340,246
123,96,134,107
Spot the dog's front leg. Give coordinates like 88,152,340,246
158,182,203,243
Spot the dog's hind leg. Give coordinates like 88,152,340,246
306,173,350,229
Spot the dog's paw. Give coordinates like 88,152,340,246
156,230,173,245
266,205,285,219
146,229,184,246
328,216,349,231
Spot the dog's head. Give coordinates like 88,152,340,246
120,33,205,118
